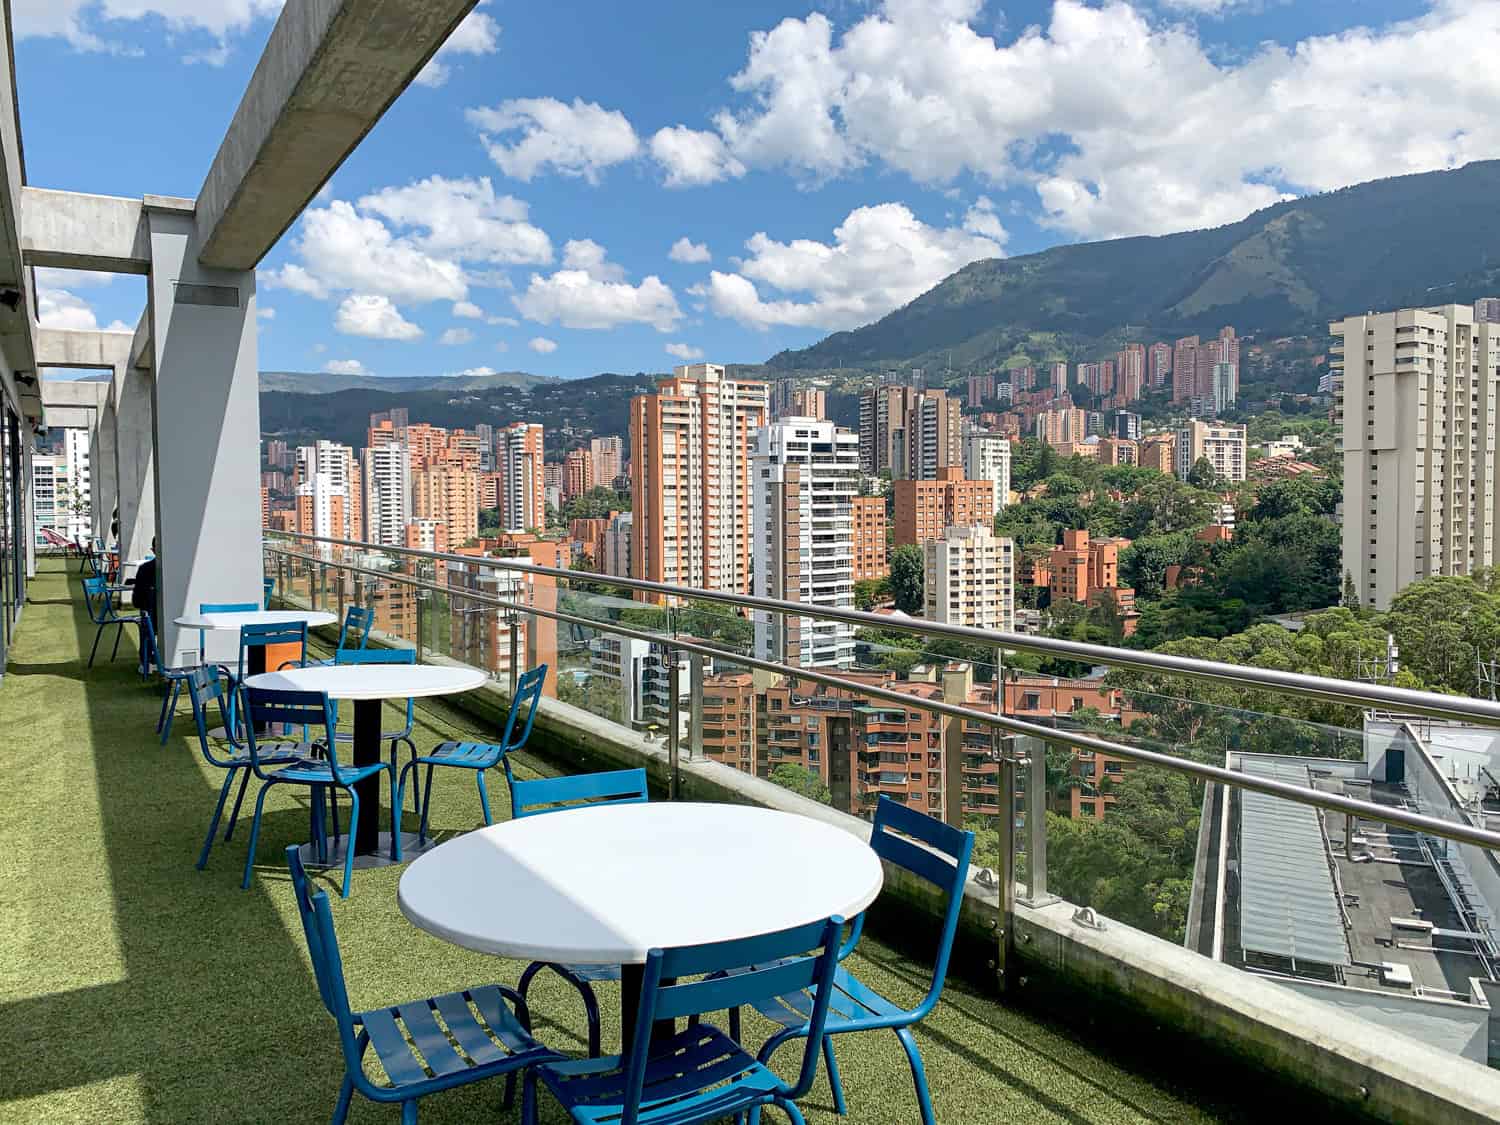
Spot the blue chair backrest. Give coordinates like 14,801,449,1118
243,686,337,779
868,795,974,1017
285,846,361,1055
335,605,374,654
238,621,308,674
200,601,259,662
500,663,547,754
82,575,111,622
510,767,648,819
263,577,276,609
623,917,845,1123
184,665,241,764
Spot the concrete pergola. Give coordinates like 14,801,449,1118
2,2,482,662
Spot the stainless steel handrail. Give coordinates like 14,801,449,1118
264,528,1500,727
263,542,1500,854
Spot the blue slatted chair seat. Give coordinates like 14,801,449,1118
745,964,904,1029
218,742,318,769
356,985,544,1091
535,1024,784,1125
416,740,503,768
268,759,389,786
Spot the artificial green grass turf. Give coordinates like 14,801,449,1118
1,559,1226,1124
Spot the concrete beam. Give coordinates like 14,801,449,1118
36,327,133,371
195,0,480,270
128,307,151,372
19,188,159,274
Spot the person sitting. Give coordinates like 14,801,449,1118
131,540,157,668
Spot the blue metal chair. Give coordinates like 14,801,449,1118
736,796,974,1125
82,574,143,668
396,664,547,846
511,766,648,1058
184,666,317,872
137,614,202,742
524,914,845,1125
308,605,374,667
325,648,421,837
240,685,398,897
263,576,276,608
285,844,562,1125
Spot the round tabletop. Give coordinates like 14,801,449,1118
242,663,488,700
173,609,339,631
398,802,884,965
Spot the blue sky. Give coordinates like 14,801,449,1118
16,0,1496,380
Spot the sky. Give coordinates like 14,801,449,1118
14,0,1500,381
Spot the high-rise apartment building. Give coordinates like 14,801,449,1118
1171,336,1199,404
1332,304,1500,609
362,443,411,548
924,525,1013,630
1175,419,1247,482
1116,344,1146,402
369,406,409,435
295,473,346,541
413,462,479,545
403,423,450,471
856,385,960,479
599,510,633,579
294,440,360,539
1051,362,1069,395
474,423,494,471
31,428,91,546
404,517,447,554
893,469,993,546
1034,407,1088,447
966,373,995,408
631,364,768,596
1475,297,1500,324
496,422,545,534
1111,410,1142,440
751,419,859,669
1139,433,1175,474
1149,342,1172,387
563,447,593,499
963,430,1011,518
588,435,623,489
851,494,888,581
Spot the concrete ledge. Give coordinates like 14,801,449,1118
21,187,150,273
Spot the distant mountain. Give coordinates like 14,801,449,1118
259,372,655,452
769,161,1500,374
259,369,553,395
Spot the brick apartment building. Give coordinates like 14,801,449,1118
892,468,993,546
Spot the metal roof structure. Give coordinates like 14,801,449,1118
1238,758,1351,967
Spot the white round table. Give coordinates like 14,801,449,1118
244,664,487,862
398,802,883,1049
173,609,338,632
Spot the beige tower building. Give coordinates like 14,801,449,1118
630,364,768,597
1174,419,1246,483
924,525,1014,631
1332,304,1500,610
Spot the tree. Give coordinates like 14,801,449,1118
1186,456,1219,490
769,763,832,805
854,577,890,611
1342,570,1360,610
889,544,925,614
560,486,630,523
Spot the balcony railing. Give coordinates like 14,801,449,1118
263,528,1500,1115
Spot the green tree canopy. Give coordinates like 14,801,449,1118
769,763,832,805
890,544,925,614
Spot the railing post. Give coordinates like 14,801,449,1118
1023,735,1054,905
508,608,520,697
688,652,704,762
415,590,426,662
996,732,1017,994
667,649,681,799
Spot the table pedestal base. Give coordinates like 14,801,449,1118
297,831,439,871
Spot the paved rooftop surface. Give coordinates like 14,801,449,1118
1,559,1241,1124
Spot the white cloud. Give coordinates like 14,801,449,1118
453,300,485,319
561,239,627,282
324,359,368,376
358,176,553,266
706,201,1003,331
668,237,712,264
665,342,704,360
334,295,423,340
37,286,110,330
440,327,475,346
650,125,746,186
467,97,640,183
453,366,497,377
488,315,520,327
415,7,500,88
14,0,282,57
692,0,1500,239
528,336,558,354
257,306,276,320
269,201,467,304
515,270,682,332
34,267,114,289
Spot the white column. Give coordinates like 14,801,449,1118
94,399,118,544
146,201,262,664
114,364,155,562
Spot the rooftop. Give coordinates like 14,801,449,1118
3,559,1232,1124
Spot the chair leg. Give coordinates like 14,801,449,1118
895,1027,936,1125
418,763,436,844
110,622,124,661
241,781,276,891
823,1037,848,1116
330,1075,354,1125
341,788,359,898
400,1100,418,1124
88,624,103,668
476,770,493,825
224,769,252,841
502,1072,517,1111
197,769,237,870
390,768,403,863
156,681,173,733
519,961,602,1058
395,761,413,842
776,1099,807,1125
522,1072,538,1125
